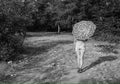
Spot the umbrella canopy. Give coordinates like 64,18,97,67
72,21,96,41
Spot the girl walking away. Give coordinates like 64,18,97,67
72,21,96,73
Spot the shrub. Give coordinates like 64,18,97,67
0,0,35,61
0,32,25,61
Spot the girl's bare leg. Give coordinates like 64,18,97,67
75,41,85,73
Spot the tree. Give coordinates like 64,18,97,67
44,0,77,33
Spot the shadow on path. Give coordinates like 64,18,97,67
24,40,73,55
18,40,73,63
82,55,117,73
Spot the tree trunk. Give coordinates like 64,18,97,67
57,24,60,34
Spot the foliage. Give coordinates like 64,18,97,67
0,0,36,61
28,0,120,33
77,0,120,34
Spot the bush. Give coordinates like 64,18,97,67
0,14,26,61
0,33,25,61
0,0,35,61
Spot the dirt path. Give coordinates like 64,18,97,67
6,34,120,84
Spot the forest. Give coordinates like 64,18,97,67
0,0,120,63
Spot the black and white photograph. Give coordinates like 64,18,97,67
0,0,120,84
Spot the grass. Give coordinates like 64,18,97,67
96,44,119,54
93,32,120,43
1,32,120,84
